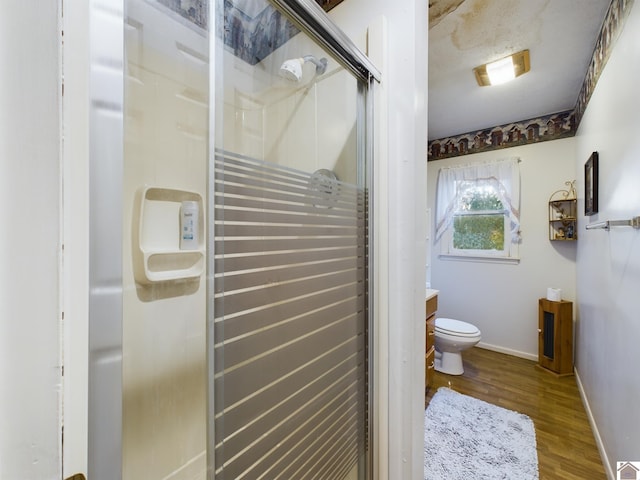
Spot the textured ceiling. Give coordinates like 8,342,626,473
429,0,466,29
428,0,611,140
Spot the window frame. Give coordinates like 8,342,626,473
439,179,520,263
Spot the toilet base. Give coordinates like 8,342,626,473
434,350,465,375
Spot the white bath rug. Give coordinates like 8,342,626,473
424,387,539,480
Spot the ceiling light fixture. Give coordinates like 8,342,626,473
473,49,530,87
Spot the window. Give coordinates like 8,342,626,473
452,181,506,253
435,158,520,261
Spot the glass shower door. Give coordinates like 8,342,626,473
89,1,374,478
210,1,370,478
122,1,209,478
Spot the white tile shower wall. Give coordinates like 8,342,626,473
122,2,207,479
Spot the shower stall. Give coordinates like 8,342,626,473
87,0,378,478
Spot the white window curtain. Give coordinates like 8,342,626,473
434,157,521,243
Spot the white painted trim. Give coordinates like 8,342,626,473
368,15,389,480
438,254,520,265
476,342,537,362
575,368,614,480
62,0,91,477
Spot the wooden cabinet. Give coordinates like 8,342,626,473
538,298,573,375
425,293,438,390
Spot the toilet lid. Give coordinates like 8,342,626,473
436,317,480,337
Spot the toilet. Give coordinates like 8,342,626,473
434,317,482,375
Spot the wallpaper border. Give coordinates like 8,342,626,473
428,0,635,161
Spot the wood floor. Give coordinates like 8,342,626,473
425,347,607,480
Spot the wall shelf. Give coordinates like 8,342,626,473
134,186,204,284
548,182,577,241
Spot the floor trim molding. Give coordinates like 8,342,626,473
476,342,537,362
574,368,614,480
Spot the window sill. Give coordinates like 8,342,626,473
438,253,520,265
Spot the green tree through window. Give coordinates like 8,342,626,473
453,183,505,251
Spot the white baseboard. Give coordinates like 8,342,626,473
474,346,613,478
574,368,614,480
476,342,537,362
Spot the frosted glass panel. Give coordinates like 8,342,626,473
210,1,368,478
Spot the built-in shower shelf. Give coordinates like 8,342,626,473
135,186,204,284
138,250,204,283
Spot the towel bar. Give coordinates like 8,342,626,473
585,216,640,230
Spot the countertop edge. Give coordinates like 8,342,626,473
426,288,439,300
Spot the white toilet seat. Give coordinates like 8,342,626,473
434,317,481,375
435,317,480,337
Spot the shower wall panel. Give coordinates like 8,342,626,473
264,45,357,179
220,33,357,179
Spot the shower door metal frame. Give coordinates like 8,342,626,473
208,0,380,478
87,0,124,478
269,0,381,83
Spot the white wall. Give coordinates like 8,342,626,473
574,2,640,477
427,138,577,359
0,2,62,479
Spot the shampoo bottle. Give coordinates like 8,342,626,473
180,200,199,250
